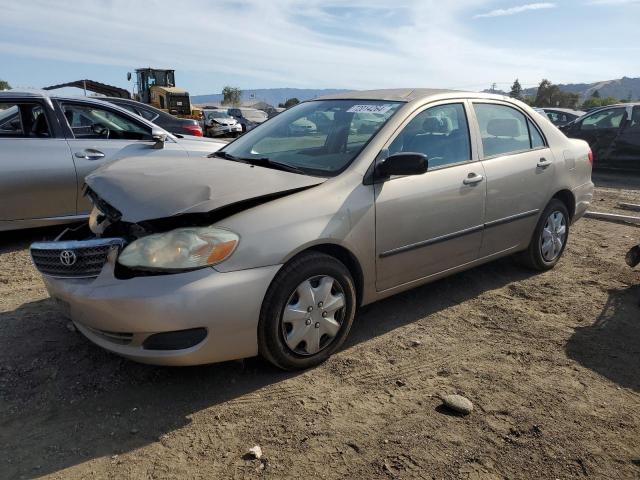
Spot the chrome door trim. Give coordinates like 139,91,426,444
379,224,484,258
484,209,539,229
379,208,540,258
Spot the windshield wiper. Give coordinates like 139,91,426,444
209,151,305,174
241,157,306,174
208,150,239,160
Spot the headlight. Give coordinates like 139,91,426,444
118,227,238,271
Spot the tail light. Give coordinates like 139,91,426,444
183,124,203,137
587,149,593,166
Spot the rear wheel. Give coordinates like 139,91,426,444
258,252,356,370
517,199,570,271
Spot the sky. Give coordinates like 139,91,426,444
0,0,639,95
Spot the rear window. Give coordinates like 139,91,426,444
0,102,51,138
473,103,545,157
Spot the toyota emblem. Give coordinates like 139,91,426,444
59,250,77,266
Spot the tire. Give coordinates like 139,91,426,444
517,199,570,271
258,252,357,370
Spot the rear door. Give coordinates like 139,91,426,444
565,107,627,167
471,102,554,257
0,99,77,221
609,106,640,169
374,101,485,290
57,100,188,214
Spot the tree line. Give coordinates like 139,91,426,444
221,85,299,109
508,78,632,110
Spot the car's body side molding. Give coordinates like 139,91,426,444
378,209,540,259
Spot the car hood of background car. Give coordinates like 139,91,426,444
85,155,326,223
209,117,237,126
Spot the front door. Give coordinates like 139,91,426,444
57,101,188,214
374,102,485,291
472,102,555,256
0,100,76,221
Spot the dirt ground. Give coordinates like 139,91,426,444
1,173,639,480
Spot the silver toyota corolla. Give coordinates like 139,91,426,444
31,89,594,370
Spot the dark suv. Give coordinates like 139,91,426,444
561,103,640,170
227,107,268,132
104,97,203,137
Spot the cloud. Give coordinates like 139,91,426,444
474,2,556,18
589,0,640,4
0,0,633,94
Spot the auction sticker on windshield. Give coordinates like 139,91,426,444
347,104,395,114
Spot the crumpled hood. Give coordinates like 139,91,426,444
210,118,237,126
85,155,325,223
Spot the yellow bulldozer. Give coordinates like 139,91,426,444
128,68,201,120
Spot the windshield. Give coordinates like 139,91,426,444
222,100,403,176
242,109,268,122
207,110,231,119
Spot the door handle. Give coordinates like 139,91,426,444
75,149,105,160
463,172,484,185
537,157,552,168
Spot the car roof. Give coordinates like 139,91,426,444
0,89,122,104
590,103,640,108
540,107,586,114
314,88,527,103
0,89,52,99
315,88,460,102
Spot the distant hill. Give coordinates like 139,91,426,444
522,76,640,101
191,88,350,107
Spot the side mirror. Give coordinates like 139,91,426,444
376,152,428,179
151,127,167,149
127,72,132,81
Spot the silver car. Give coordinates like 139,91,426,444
0,90,224,231
30,89,594,370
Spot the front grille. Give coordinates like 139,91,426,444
30,238,124,278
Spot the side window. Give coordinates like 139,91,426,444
115,103,140,115
388,103,471,169
0,103,23,136
62,103,152,141
138,108,159,122
528,118,545,148
474,103,531,157
581,108,626,131
0,102,51,138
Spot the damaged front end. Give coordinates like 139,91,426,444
31,153,325,280
32,183,319,281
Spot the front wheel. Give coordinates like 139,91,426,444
517,199,570,271
258,252,356,370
